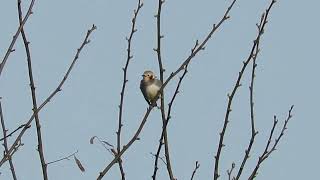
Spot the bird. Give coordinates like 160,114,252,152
140,70,162,106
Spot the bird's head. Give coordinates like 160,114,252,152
142,70,156,81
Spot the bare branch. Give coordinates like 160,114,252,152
213,1,276,179
152,65,188,180
150,152,167,166
248,105,294,180
227,162,235,180
97,107,154,180
0,25,97,167
153,0,175,179
0,123,29,142
233,13,264,180
0,0,36,77
190,161,200,180
155,0,165,80
153,0,239,179
156,0,238,100
0,100,18,180
46,150,79,165
17,0,48,178
116,1,143,179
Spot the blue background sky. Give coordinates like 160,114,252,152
0,0,319,179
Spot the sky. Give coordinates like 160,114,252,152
0,0,319,179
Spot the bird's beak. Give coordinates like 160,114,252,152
142,75,145,77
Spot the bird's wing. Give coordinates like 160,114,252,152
154,79,163,89
140,80,151,105
154,79,163,97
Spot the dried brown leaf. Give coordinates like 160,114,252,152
74,155,85,172
90,136,96,144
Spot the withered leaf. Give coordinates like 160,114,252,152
90,136,96,144
74,155,85,172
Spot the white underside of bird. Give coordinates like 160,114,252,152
146,83,161,100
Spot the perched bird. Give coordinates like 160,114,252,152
140,70,162,105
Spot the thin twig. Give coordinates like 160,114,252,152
0,25,97,167
17,0,48,178
97,106,154,180
90,136,114,155
150,152,167,166
116,1,143,179
0,123,29,142
227,162,235,180
0,0,36,77
213,1,276,179
190,161,200,180
248,105,294,180
233,13,264,180
153,0,175,179
46,150,79,165
0,100,18,180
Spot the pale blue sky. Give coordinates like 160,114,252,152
0,0,319,179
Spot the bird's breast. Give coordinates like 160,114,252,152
146,83,160,99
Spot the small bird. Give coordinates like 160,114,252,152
140,70,162,105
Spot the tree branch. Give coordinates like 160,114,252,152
0,24,97,167
150,152,167,166
152,0,239,178
190,161,200,180
153,0,175,179
0,123,29,142
213,1,276,179
156,0,238,99
97,106,154,180
46,150,79,166
0,0,36,77
226,162,235,180
152,65,188,180
233,13,264,180
116,1,143,179
248,105,294,179
17,0,48,178
0,100,18,180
